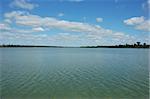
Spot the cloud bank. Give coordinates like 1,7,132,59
0,11,137,45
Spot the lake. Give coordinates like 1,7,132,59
0,48,149,99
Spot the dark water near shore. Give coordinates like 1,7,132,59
0,48,149,99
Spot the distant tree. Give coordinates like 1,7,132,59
143,43,146,46
137,42,140,46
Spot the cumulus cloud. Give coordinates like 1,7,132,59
123,16,144,25
96,17,103,23
0,22,44,34
0,31,81,46
10,0,38,10
1,32,48,42
4,11,108,36
2,11,135,45
124,16,150,32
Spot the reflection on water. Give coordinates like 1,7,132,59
0,48,149,99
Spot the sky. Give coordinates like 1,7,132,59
0,0,150,46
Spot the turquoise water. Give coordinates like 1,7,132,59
0,48,149,99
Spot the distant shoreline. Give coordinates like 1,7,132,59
0,45,149,48
0,42,150,48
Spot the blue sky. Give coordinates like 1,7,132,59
0,0,149,46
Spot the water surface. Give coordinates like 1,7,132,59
0,48,149,99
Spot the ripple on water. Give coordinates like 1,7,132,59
1,48,149,99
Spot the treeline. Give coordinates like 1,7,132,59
0,42,149,48
0,45,64,48
80,42,150,48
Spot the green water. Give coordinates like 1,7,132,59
0,48,149,99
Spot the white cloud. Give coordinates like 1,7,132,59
1,32,48,42
123,16,150,32
0,23,11,30
135,20,150,32
10,0,38,10
123,16,144,25
58,13,64,17
2,11,136,45
96,17,103,23
32,27,45,32
0,31,81,46
52,33,80,41
0,22,44,34
4,11,107,35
